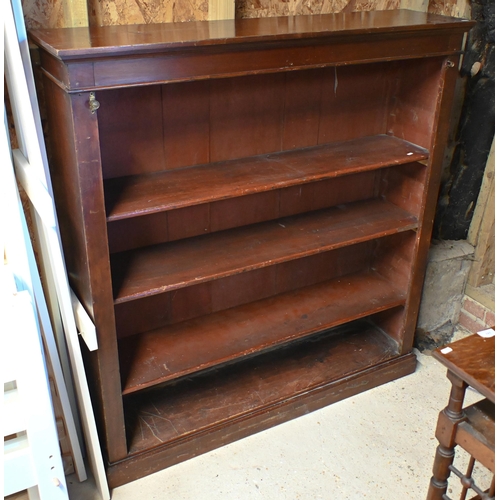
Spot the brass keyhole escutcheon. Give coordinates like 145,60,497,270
89,92,100,114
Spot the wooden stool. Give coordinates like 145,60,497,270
427,334,495,500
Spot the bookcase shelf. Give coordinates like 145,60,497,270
124,319,404,456
119,270,406,394
30,9,473,488
111,198,418,303
104,134,428,221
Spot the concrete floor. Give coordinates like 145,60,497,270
60,335,491,500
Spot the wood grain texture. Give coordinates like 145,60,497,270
210,73,284,162
30,10,474,487
455,399,495,472
433,334,495,402
318,64,391,144
104,134,429,221
97,66,417,180
98,86,165,179
380,162,426,217
399,56,462,354
387,57,444,150
29,13,470,93
119,271,406,393
23,0,67,30
235,0,400,20
29,11,473,60
88,0,209,26
42,80,128,461
428,0,471,19
162,81,210,170
467,139,495,287
123,320,403,453
113,242,373,338
109,351,416,487
110,199,418,303
107,170,378,253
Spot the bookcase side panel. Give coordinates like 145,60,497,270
387,57,444,150
397,56,462,353
42,78,128,461
42,79,93,309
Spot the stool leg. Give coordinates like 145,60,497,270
427,372,467,500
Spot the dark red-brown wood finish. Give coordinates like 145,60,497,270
30,10,474,488
427,335,494,498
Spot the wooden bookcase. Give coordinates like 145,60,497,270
30,10,473,487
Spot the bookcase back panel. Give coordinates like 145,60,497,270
98,85,165,179
162,80,211,170
317,64,391,144
282,69,324,150
209,73,286,162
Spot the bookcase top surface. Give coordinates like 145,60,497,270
30,10,473,60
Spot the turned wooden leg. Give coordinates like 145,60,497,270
427,371,468,500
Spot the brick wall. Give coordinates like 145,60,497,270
459,295,495,333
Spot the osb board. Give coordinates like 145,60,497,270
22,0,67,29
236,0,471,20
22,0,209,28
428,0,471,19
88,0,208,26
236,0,399,19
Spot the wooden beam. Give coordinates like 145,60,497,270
63,0,88,27
468,138,495,287
208,0,235,20
400,0,429,13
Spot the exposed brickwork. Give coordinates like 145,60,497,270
485,310,495,328
459,295,495,334
459,310,485,334
462,297,486,321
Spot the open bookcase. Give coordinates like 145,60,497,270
30,10,473,487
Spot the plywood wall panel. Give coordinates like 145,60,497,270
88,0,208,25
428,0,471,19
236,0,400,20
399,0,428,12
23,0,67,29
